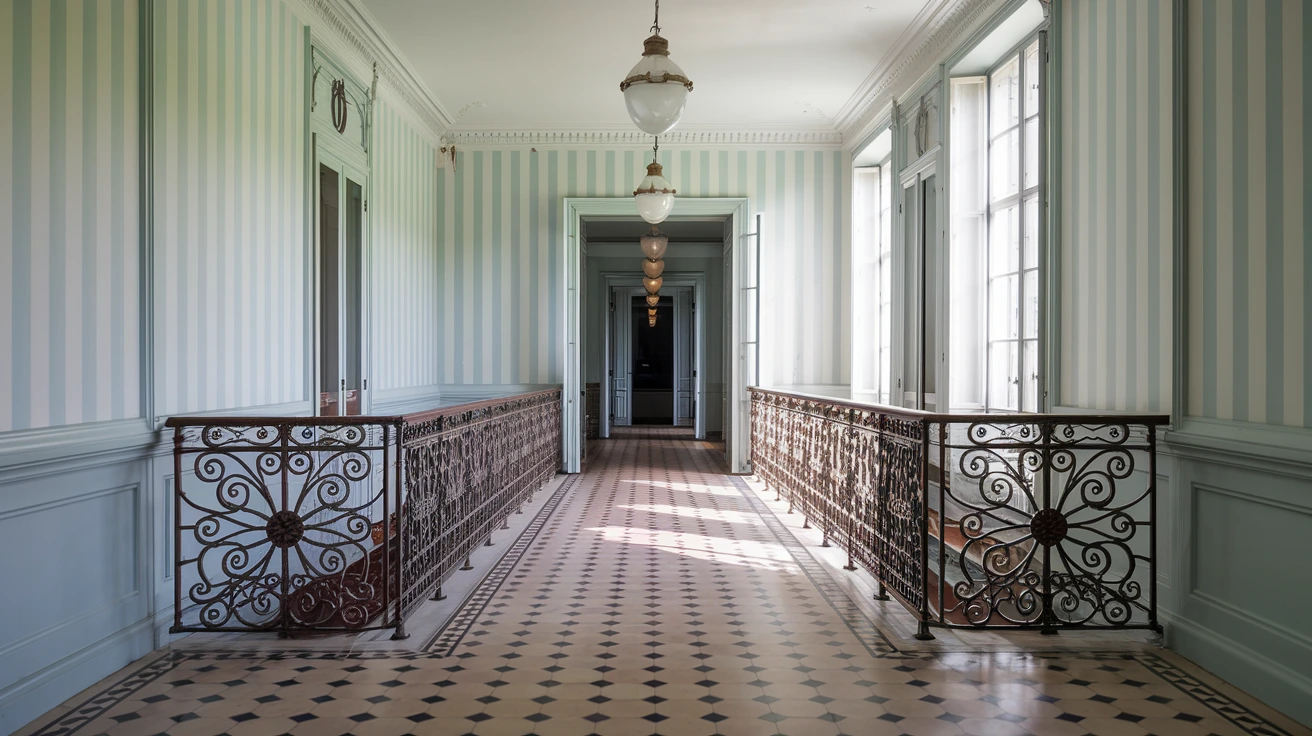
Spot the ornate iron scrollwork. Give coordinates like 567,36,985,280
749,388,1166,637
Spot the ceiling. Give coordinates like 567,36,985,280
361,0,938,134
583,217,726,244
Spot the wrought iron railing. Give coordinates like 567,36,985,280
168,389,561,638
398,390,561,616
749,388,1168,639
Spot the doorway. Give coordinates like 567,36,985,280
630,294,675,425
564,198,753,474
316,155,368,417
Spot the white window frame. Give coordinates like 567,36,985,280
984,34,1044,414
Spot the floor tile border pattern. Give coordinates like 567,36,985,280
26,653,181,736
423,471,582,654
1138,653,1297,736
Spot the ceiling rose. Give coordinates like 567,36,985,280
620,0,693,137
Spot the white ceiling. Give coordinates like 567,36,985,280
583,217,725,243
361,0,938,134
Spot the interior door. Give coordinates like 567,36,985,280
897,166,940,412
610,287,633,427
318,157,367,417
674,287,694,426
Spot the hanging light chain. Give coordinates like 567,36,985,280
651,0,660,34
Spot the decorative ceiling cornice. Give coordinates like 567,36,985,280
284,0,453,144
836,0,1009,146
444,129,845,149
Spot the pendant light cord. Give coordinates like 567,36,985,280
652,137,660,164
651,0,660,34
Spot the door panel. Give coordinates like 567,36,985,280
675,288,694,426
611,288,632,426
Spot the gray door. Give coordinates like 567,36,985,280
674,287,694,427
610,288,633,427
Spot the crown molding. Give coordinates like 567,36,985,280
443,129,845,149
836,0,1009,147
283,0,452,145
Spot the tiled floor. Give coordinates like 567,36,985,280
18,433,1308,736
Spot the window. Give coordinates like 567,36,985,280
852,146,894,405
985,39,1042,413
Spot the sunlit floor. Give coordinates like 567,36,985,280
17,434,1307,736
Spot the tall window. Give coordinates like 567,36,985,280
986,39,1041,412
853,154,894,405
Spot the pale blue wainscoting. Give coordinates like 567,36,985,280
1164,420,1312,727
0,423,157,735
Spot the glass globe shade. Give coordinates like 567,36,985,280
640,227,669,259
644,276,663,294
646,294,660,307
642,258,665,278
633,162,676,225
620,35,692,136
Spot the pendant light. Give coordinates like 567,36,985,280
646,294,660,307
634,138,676,224
620,0,693,136
648,308,659,328
642,258,665,279
640,225,669,260
644,276,664,294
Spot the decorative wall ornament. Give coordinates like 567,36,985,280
331,79,349,133
620,0,694,136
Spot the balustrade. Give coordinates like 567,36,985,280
167,389,561,638
749,387,1167,638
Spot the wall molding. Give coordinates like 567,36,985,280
1167,417,1312,481
282,0,452,146
445,130,846,149
838,0,1012,147
0,420,157,480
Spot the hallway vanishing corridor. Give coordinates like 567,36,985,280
17,433,1304,736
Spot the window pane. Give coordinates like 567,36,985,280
1025,41,1041,116
990,56,1020,134
991,128,1021,200
1023,195,1039,268
1023,339,1039,412
1023,116,1040,190
989,342,1020,411
989,205,1020,275
1024,269,1039,339
989,274,1020,341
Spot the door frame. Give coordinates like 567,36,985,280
601,275,707,438
563,198,751,473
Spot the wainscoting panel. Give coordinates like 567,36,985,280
1168,445,1312,726
0,458,153,735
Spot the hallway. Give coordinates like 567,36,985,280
17,434,1303,736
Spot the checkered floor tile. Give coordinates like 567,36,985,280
17,433,1307,736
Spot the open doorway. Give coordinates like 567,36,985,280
629,294,675,425
563,198,754,474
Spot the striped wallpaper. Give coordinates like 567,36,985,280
0,0,141,432
370,98,442,392
152,0,307,416
436,147,851,388
1187,0,1309,428
1057,0,1173,413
